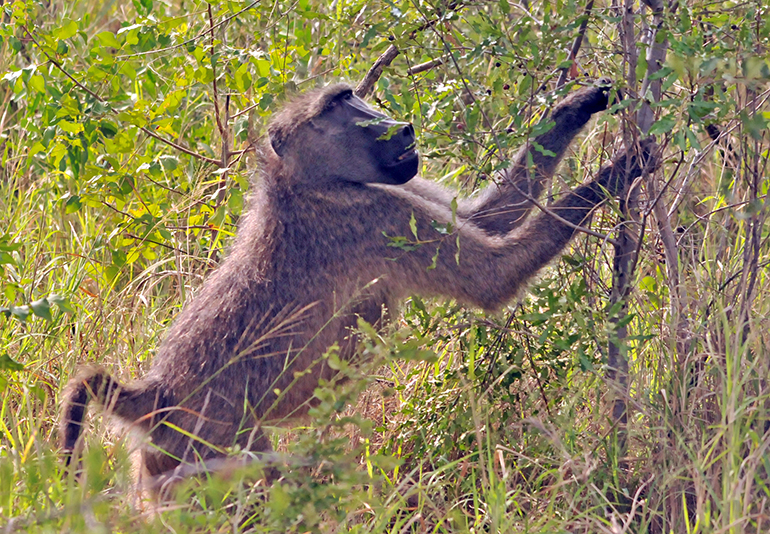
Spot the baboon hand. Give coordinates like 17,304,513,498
598,137,661,197
573,79,613,116
552,80,614,124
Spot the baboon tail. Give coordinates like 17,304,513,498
59,366,160,466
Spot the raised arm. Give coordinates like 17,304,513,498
381,139,656,311
458,83,612,235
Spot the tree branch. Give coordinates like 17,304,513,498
354,44,400,98
208,3,230,205
407,55,446,76
556,0,595,89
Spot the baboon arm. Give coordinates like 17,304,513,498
457,85,611,236
385,145,648,312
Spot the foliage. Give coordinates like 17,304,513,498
1,0,770,532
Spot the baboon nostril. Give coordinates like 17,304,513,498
402,123,415,139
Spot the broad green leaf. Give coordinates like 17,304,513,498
0,354,24,371
56,20,78,40
96,31,121,49
29,298,52,321
64,195,82,213
29,74,45,94
648,116,676,135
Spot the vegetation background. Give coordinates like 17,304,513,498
1,0,769,532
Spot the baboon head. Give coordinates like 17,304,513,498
267,84,418,185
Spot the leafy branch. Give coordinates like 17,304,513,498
22,26,222,167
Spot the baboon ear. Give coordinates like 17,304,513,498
268,125,288,158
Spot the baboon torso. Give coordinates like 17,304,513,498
60,82,656,484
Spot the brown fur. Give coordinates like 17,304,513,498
59,82,656,491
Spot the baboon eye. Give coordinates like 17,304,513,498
331,90,353,107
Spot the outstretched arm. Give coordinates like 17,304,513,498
381,139,657,311
458,83,612,235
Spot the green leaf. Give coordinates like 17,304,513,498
99,120,118,138
647,116,676,136
64,195,82,213
59,120,84,135
159,155,178,171
0,354,24,372
58,21,79,40
9,305,30,322
30,298,52,321
96,31,121,49
409,212,418,240
48,294,74,314
29,74,45,94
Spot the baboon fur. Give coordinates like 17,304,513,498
60,82,655,489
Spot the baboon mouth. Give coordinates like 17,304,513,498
386,148,418,167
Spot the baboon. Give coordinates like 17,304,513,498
60,82,656,491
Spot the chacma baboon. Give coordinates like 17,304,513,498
60,82,656,490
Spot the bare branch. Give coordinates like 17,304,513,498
208,3,230,205
407,56,446,76
556,0,595,89
354,44,400,98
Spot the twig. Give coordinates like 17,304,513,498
556,0,595,89
208,4,226,145
511,182,619,244
354,44,400,98
407,55,446,76
230,102,259,119
22,27,222,167
354,7,465,97
208,3,230,205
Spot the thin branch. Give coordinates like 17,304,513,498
511,182,620,244
138,127,221,166
230,102,259,120
355,44,400,98
556,0,595,89
407,55,446,76
208,3,226,144
208,3,230,205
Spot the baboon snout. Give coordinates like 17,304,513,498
399,123,415,145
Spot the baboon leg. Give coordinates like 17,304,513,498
142,448,181,479
59,367,162,468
